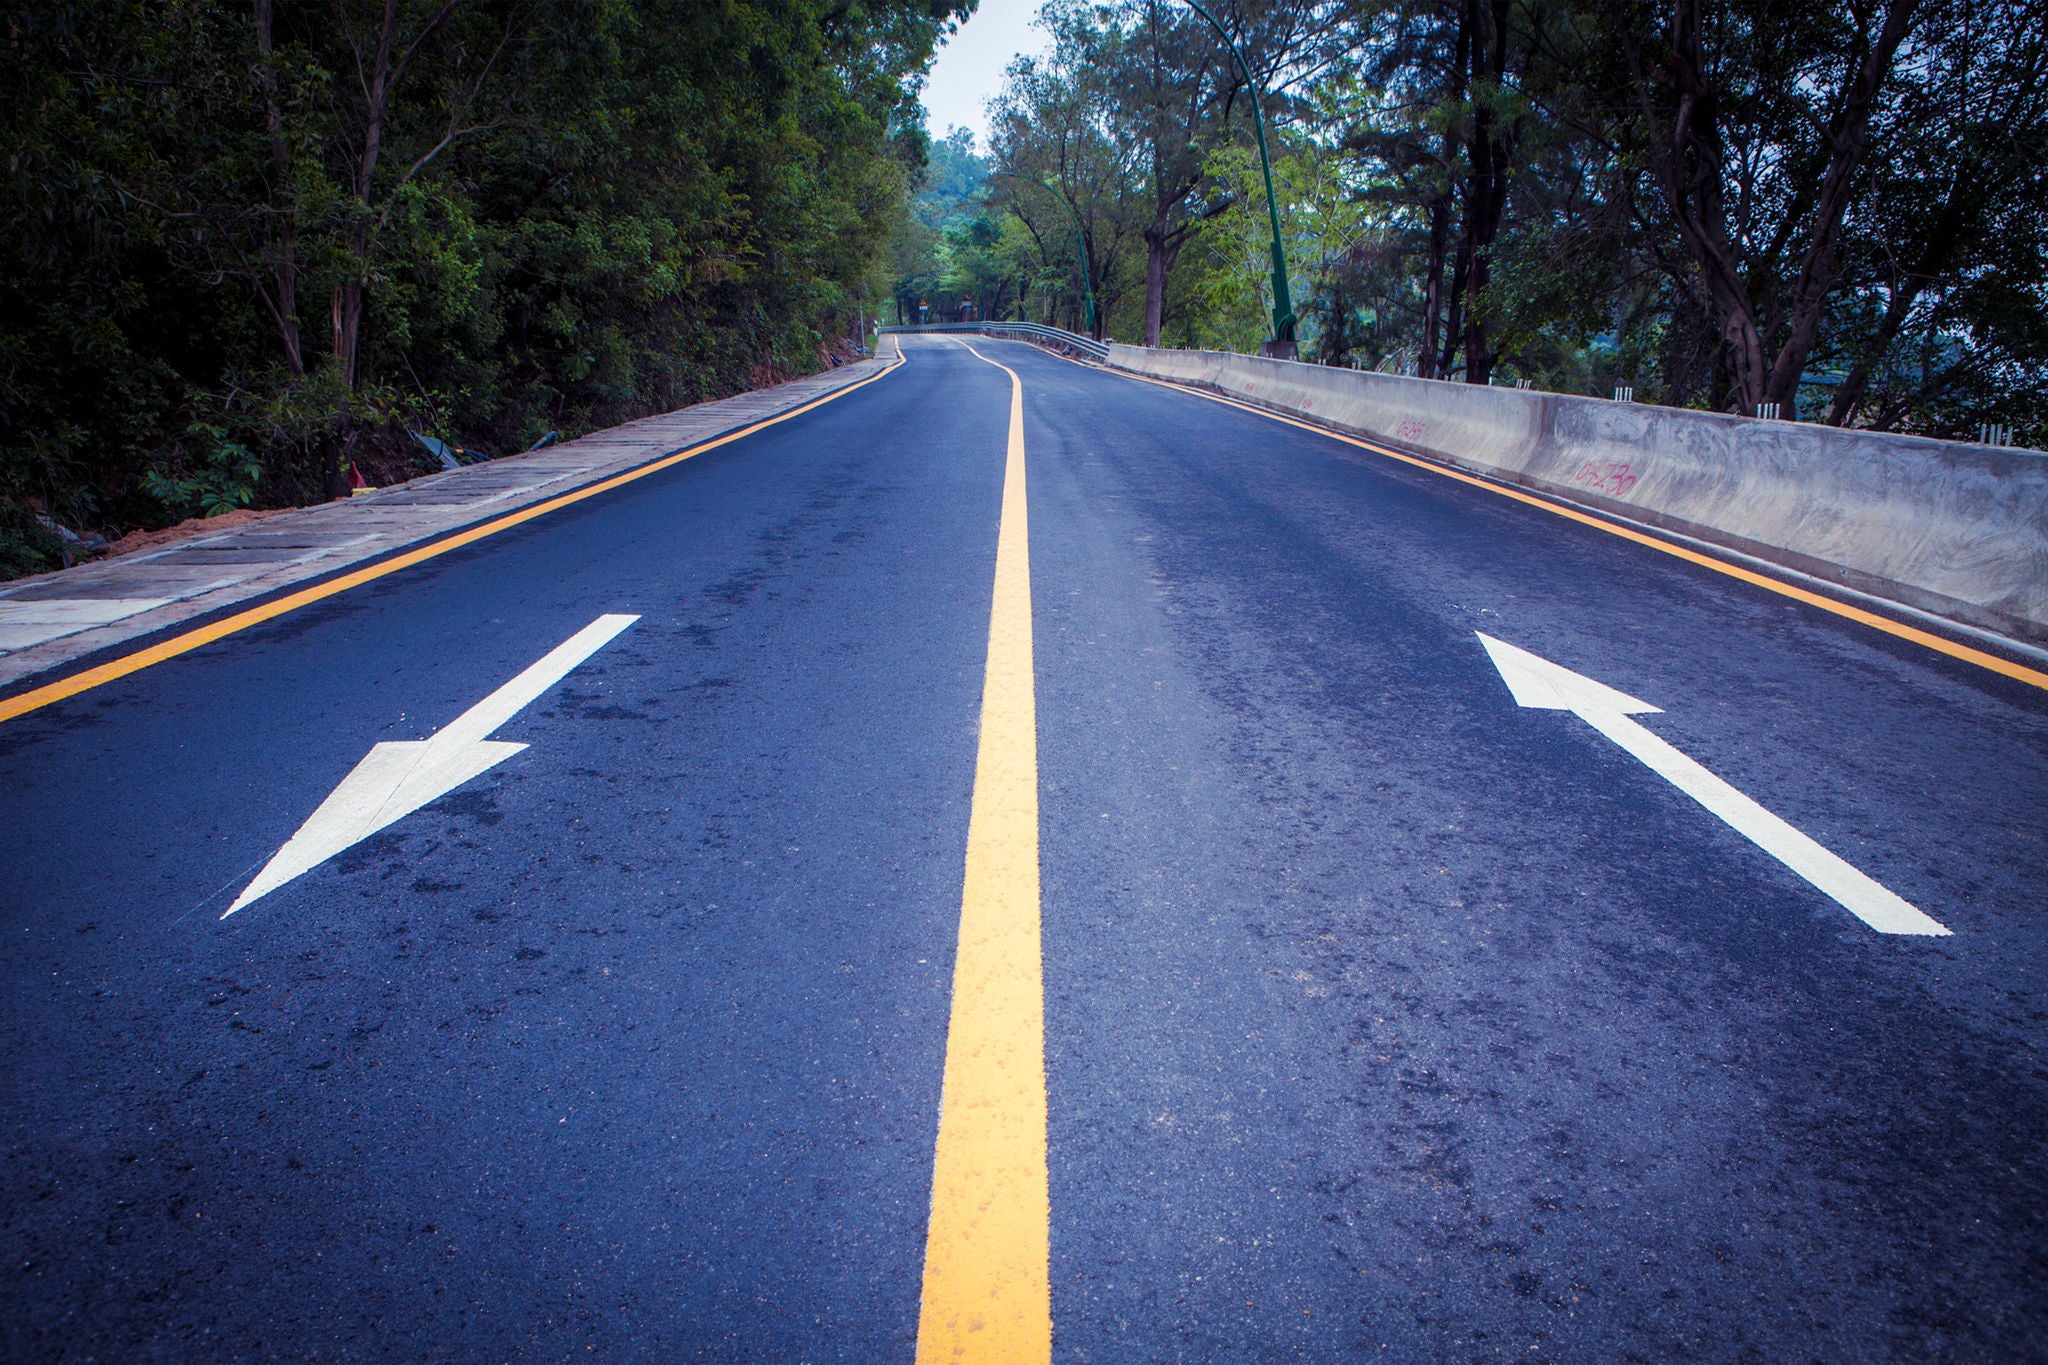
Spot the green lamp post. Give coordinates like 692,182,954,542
1183,0,1296,359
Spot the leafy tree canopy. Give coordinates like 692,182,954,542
0,0,971,574
896,0,2047,443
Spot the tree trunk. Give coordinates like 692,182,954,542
1143,235,1166,347
1439,250,1468,378
332,0,400,391
1644,0,1776,412
331,0,461,389
253,0,303,375
1759,0,1919,410
1824,288,1914,427
1420,1,1472,380
1420,199,1448,377
1825,176,1968,425
1459,0,1517,385
336,280,366,387
1142,226,1185,348
1081,229,1101,340
1643,0,1916,414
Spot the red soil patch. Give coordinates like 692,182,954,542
104,507,287,558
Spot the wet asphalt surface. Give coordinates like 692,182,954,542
1,335,2044,1361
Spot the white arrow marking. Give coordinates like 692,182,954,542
1476,632,1950,937
225,613,639,917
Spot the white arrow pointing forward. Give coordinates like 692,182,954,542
1476,632,1950,936
225,613,639,917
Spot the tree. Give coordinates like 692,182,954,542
1619,0,1921,415
989,36,1146,338
0,0,969,563
1109,0,1241,347
1817,0,2048,432
1112,0,2047,437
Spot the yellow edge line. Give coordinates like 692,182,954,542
1087,361,2048,693
916,338,1052,1364
0,359,906,726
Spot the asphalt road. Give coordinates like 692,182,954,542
2,334,2043,1361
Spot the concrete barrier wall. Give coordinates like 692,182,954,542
1104,343,2048,645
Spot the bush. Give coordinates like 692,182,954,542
140,424,262,520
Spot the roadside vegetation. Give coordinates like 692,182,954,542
0,0,968,576
893,0,2047,444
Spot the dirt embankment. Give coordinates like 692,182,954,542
102,508,287,559
13,355,876,581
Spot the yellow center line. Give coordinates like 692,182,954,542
1091,360,2048,693
917,338,1052,1365
0,357,906,726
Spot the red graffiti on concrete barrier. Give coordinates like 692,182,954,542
1395,418,1430,442
1572,460,1639,496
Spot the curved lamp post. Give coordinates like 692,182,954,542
994,171,1098,338
1183,0,1296,359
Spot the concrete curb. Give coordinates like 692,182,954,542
1104,344,2048,647
0,349,898,692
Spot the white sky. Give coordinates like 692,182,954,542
920,0,1053,150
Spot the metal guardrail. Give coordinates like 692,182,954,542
882,321,1110,362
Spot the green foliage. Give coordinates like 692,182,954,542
964,0,2045,440
914,126,993,228
141,424,262,520
0,502,67,580
0,0,967,573
887,125,1026,324
1191,131,1377,360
